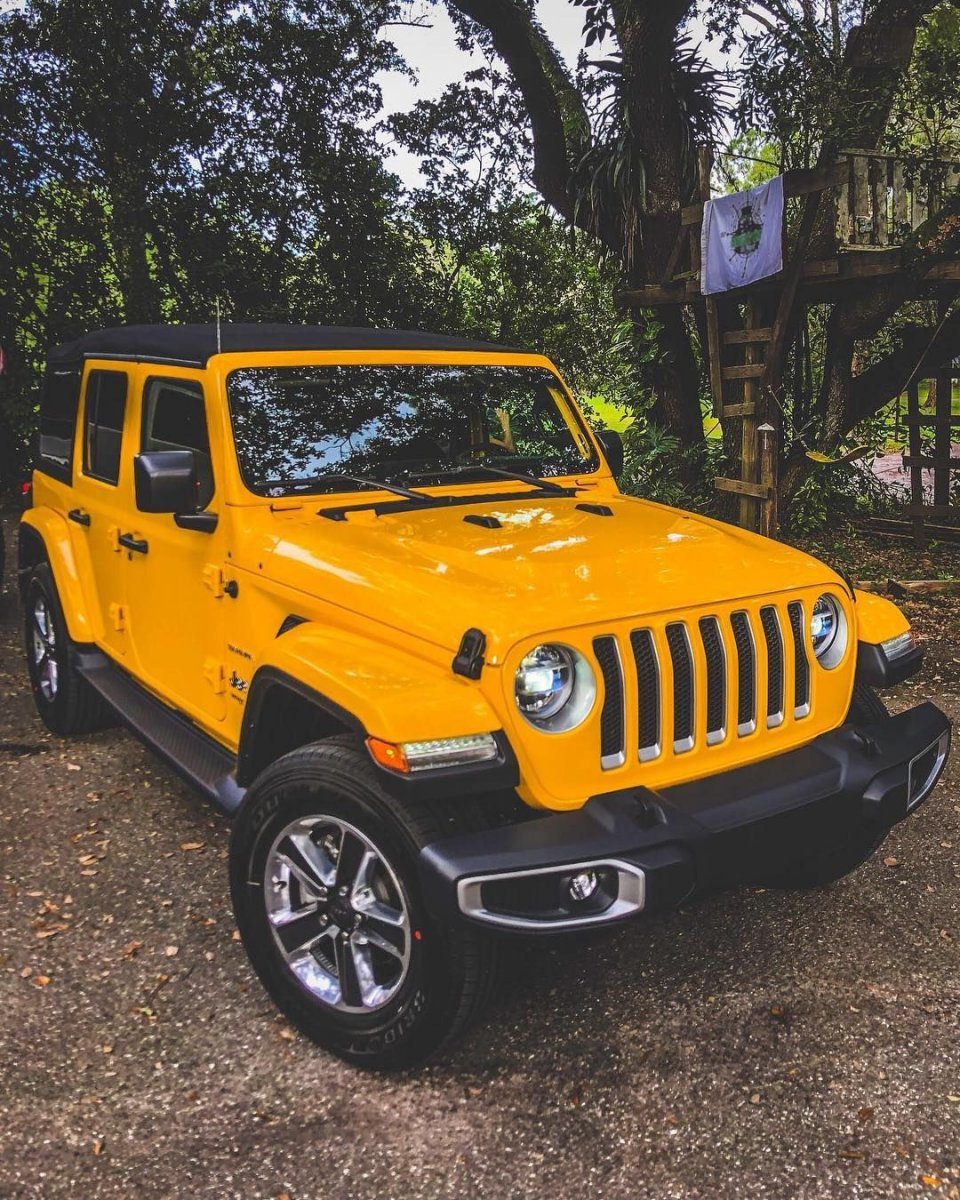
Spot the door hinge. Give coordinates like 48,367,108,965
109,602,126,632
203,658,227,694
203,564,238,599
203,564,225,598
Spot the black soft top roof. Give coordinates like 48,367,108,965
48,323,522,368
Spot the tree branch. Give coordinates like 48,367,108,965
443,0,589,221
849,308,960,426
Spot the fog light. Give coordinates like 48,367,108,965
568,870,599,902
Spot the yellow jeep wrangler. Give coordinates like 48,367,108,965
20,323,950,1069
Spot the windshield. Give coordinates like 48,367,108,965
225,363,598,497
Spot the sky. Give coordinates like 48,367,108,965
377,2,725,188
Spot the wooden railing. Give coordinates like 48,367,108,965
836,148,960,248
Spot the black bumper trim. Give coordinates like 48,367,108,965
419,702,951,932
856,640,924,688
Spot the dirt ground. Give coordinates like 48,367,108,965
2,507,960,1200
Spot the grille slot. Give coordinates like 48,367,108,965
787,601,810,717
630,629,661,760
730,611,757,734
759,606,785,727
699,616,727,745
665,623,695,752
593,636,625,768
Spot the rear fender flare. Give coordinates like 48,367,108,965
19,509,94,643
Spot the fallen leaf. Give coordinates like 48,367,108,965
947,1095,960,1104
180,841,204,852
750,1093,761,1105
78,854,98,865
858,1106,874,1122
122,941,144,959
883,856,899,868
164,945,179,957
920,1175,942,1189
19,967,32,979
840,1150,865,1161
80,868,98,877
66,763,81,771
278,1026,295,1042
32,975,51,987
92,1138,104,1156
231,930,241,942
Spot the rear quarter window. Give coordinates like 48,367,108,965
37,362,83,483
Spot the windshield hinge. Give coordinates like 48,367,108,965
452,628,486,680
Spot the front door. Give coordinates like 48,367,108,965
67,366,134,661
122,372,229,730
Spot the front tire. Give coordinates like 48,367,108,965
229,741,498,1070
23,563,113,735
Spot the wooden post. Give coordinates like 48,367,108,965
906,379,926,544
758,422,778,538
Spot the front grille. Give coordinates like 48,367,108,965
593,635,625,769
592,600,812,768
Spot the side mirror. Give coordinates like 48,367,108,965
597,429,624,480
134,450,198,514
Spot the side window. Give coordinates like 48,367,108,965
141,378,214,508
83,370,128,485
38,362,83,482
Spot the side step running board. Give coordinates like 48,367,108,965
75,649,246,815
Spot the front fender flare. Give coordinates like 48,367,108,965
238,624,507,783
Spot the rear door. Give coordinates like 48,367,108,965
67,365,134,661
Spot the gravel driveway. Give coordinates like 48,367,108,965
2,507,960,1200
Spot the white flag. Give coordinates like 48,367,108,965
701,175,784,295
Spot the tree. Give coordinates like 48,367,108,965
438,0,953,502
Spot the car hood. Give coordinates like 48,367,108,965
253,491,843,660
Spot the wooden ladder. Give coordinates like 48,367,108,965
710,299,778,535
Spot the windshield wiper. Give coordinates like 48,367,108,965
296,472,433,502
443,464,572,497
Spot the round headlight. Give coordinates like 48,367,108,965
515,644,596,732
810,594,846,668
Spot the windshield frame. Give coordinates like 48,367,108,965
221,353,605,501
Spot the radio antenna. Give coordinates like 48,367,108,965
215,297,222,353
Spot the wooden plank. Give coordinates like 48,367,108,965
902,414,960,426
901,456,960,469
758,423,777,538
924,263,960,281
851,154,870,246
705,298,723,413
934,372,952,508
714,477,773,500
907,380,925,542
722,363,765,380
892,159,908,241
906,503,956,518
722,401,758,418
722,327,772,344
869,156,885,246
660,223,689,284
859,516,960,543
679,161,847,227
802,259,842,278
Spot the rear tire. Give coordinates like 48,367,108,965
230,741,499,1070
23,563,114,735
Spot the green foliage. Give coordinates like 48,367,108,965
618,421,723,511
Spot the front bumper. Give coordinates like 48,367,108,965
419,702,951,933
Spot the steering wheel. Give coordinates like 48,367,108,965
454,442,513,462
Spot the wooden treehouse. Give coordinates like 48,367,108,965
619,148,960,537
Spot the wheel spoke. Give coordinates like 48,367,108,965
334,828,366,891
271,907,325,955
360,925,406,962
277,832,336,892
334,934,364,1008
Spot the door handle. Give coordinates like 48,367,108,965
118,532,149,554
68,508,91,527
